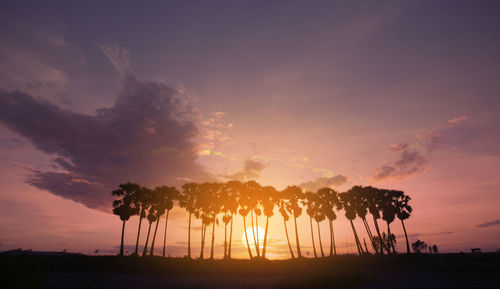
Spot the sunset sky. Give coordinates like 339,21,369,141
1,0,499,257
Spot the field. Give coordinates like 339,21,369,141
1,253,499,289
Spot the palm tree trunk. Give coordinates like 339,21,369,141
135,216,143,255
119,220,126,256
349,219,363,255
200,223,206,259
283,218,295,259
149,217,161,256
328,220,333,256
309,216,317,258
262,216,269,258
331,220,337,256
142,221,152,257
317,221,325,257
187,213,192,258
223,221,227,259
251,211,259,257
372,215,385,255
387,221,396,254
362,218,377,254
293,216,302,258
162,210,170,257
401,219,410,254
210,216,216,259
228,215,233,258
243,215,253,259
255,214,260,257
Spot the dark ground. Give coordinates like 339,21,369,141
1,253,499,289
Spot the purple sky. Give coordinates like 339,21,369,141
0,0,499,257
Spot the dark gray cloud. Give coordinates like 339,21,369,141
299,175,349,192
0,76,210,210
224,159,266,181
373,142,430,181
432,121,500,156
373,117,500,182
477,220,500,228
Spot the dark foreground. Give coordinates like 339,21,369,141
1,253,499,289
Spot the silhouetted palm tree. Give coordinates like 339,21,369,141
112,183,140,256
364,186,388,254
349,186,377,254
283,186,303,258
303,191,318,258
261,185,277,259
148,186,178,256
381,189,398,254
245,181,263,258
178,182,199,258
238,181,253,259
207,182,222,259
132,186,150,256
340,192,363,255
142,190,158,257
278,195,295,259
317,187,341,256
224,181,240,259
394,191,412,254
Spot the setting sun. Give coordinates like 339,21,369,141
242,226,265,250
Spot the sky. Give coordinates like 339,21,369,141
0,0,499,257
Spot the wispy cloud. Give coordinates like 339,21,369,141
447,115,468,124
299,175,349,192
224,159,267,181
477,220,500,228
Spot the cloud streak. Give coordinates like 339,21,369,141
224,159,266,181
476,220,500,228
299,175,349,192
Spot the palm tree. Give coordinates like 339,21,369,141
317,187,341,256
381,189,398,254
178,182,199,258
224,181,240,259
303,191,318,258
132,186,150,256
148,187,166,256
237,181,253,259
278,196,295,259
161,186,178,257
208,182,222,259
261,185,277,259
282,186,303,258
112,183,140,256
394,191,412,254
148,186,178,256
339,192,363,255
364,186,388,254
349,186,378,254
314,209,326,258
195,182,212,260
142,192,158,257
245,181,263,258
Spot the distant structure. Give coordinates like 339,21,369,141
471,248,481,254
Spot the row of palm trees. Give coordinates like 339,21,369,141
112,181,412,259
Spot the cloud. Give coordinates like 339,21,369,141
372,141,431,182
432,120,500,156
94,42,133,77
299,175,349,192
476,220,500,228
224,159,266,181
0,75,211,210
447,115,468,124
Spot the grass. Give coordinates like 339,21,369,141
0,253,498,289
